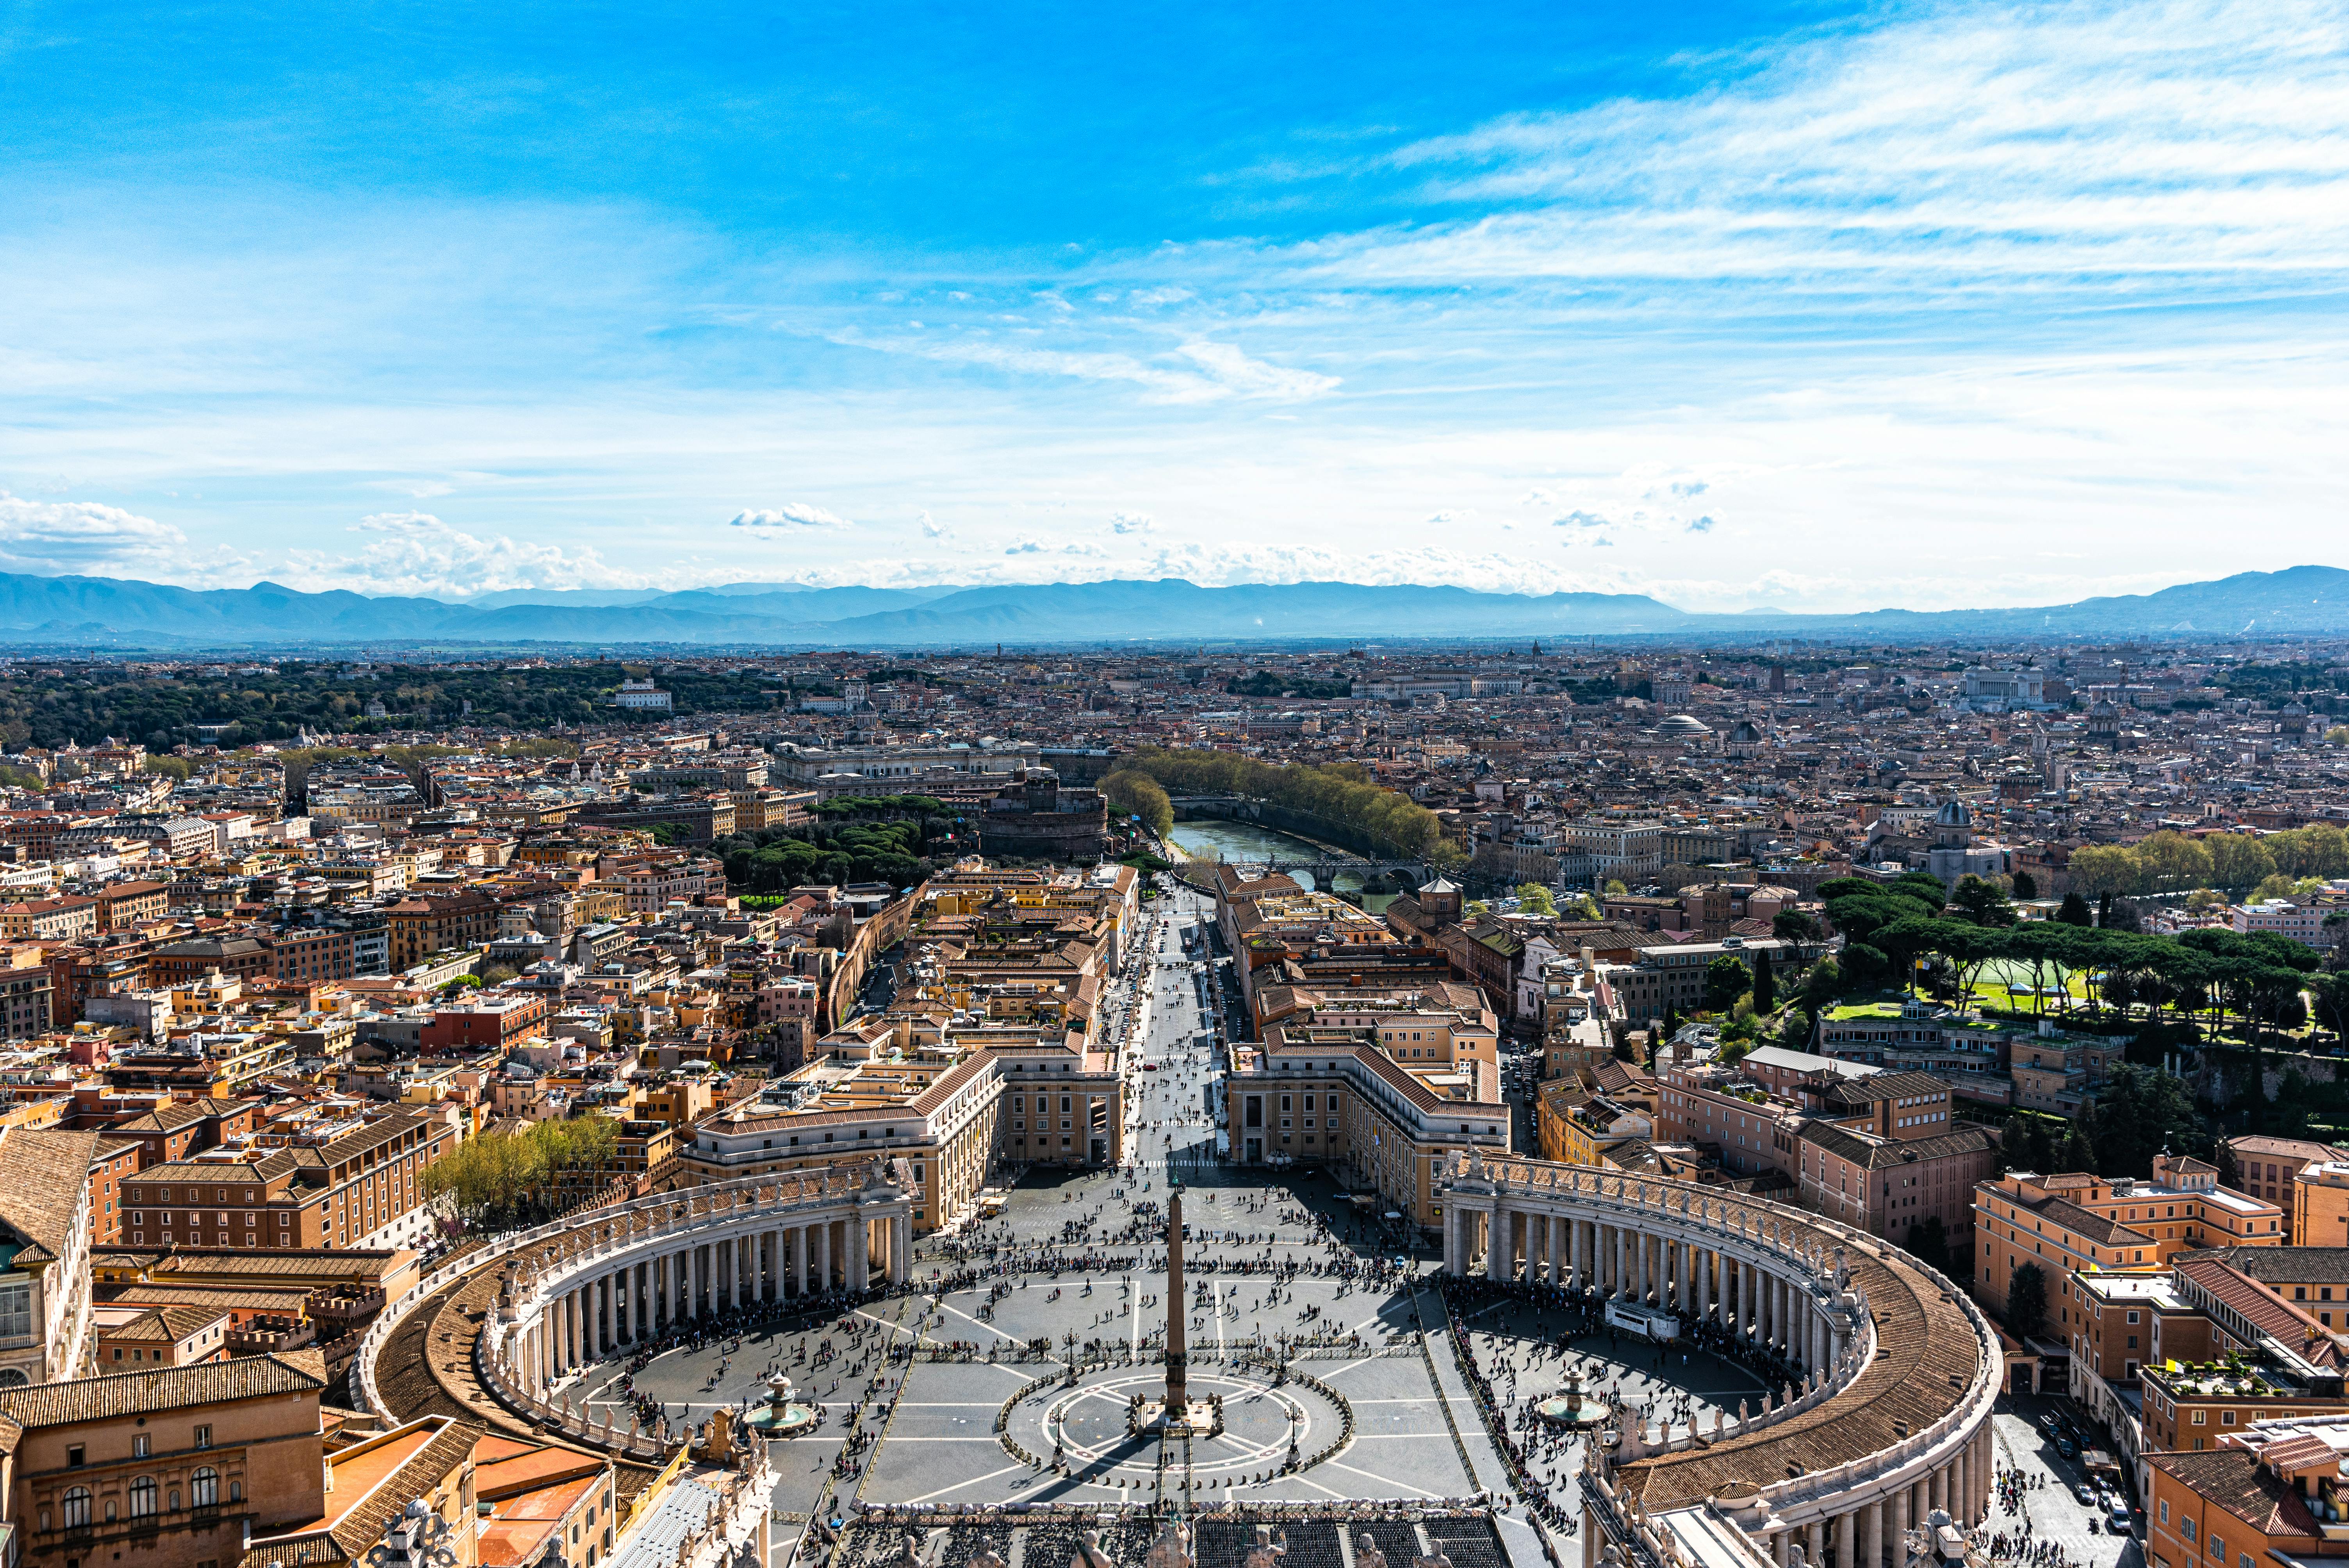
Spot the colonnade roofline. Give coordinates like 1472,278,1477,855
353,1156,920,1424
1433,1152,2000,1539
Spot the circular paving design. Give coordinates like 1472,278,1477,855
1006,1366,1346,1482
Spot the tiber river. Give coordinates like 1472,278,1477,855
1164,817,1392,908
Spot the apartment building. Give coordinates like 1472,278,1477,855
2143,1417,2341,1568
2226,1134,2349,1209
1560,820,1663,882
1797,1073,1995,1246
0,1127,105,1387
119,1108,454,1252
1600,935,1794,1026
0,1350,330,1568
1975,1156,2285,1320
2291,1158,2349,1248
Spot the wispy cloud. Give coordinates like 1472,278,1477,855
832,330,1338,404
1328,0,2349,296
730,504,852,534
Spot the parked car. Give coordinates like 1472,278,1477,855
2108,1504,2132,1533
2056,1438,2078,1461
2076,1484,2098,1507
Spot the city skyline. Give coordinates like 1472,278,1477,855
4,0,2345,612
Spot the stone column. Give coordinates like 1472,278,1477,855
1485,1205,1508,1281
1739,1260,1756,1339
1835,1507,1856,1568
793,1226,809,1295
892,1215,911,1283
816,1221,832,1290
1889,1480,1911,1564
1772,1531,1790,1566
850,1213,870,1291
1934,1461,1950,1517
1549,1216,1568,1287
1697,1247,1713,1324
1807,1521,1825,1568
1862,1500,1883,1568
1613,1226,1627,1298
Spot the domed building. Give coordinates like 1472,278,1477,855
1926,795,2007,885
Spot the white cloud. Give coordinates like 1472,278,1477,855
730,503,852,535
1110,511,1155,534
834,331,1338,404
1005,535,1109,558
281,511,646,598
1171,342,1341,401
0,491,219,577
918,510,952,538
1330,0,2349,294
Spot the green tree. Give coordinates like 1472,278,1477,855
1515,882,1557,916
2069,845,2143,900
2010,870,2038,901
1702,954,1752,1014
1751,950,1777,1013
1604,879,1629,896
1772,910,1822,955
2206,832,2278,891
2088,1064,2208,1178
2007,1263,2049,1339
1101,769,1175,838
2136,830,2214,893
1800,955,1844,1003
1951,875,2017,927
2055,891,2094,927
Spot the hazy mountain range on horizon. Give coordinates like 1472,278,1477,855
1,566,2346,650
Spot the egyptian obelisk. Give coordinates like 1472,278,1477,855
1164,1183,1188,1421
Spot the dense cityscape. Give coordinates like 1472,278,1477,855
0,632,2338,1568
12,0,2345,1563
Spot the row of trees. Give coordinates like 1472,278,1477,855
1116,746,1454,862
1101,769,1175,838
421,1116,622,1227
1818,873,2347,1039
2067,825,2349,896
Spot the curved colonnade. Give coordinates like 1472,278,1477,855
1436,1158,1999,1568
355,1162,916,1456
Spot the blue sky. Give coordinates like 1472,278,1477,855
2,0,2345,611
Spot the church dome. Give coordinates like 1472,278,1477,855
1659,714,1713,735
1934,797,1972,828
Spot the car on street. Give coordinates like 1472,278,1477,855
2075,1484,2097,1507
